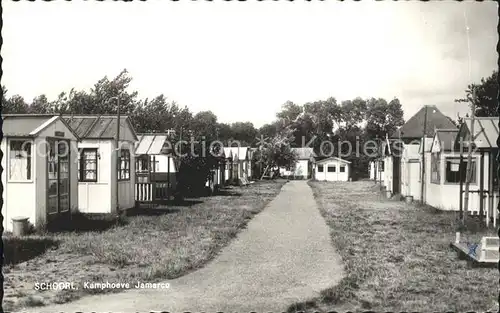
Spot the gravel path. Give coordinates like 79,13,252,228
34,180,344,313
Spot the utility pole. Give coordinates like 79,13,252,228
462,88,477,227
420,105,428,204
108,95,121,216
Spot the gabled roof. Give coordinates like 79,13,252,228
418,137,434,154
135,134,170,155
316,156,351,164
383,137,404,156
391,105,457,139
291,147,316,160
223,147,233,159
63,115,138,141
431,129,459,152
455,117,499,150
224,146,249,161
2,114,80,139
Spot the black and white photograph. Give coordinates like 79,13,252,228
1,1,499,312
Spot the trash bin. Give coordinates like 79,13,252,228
386,190,392,199
12,216,29,237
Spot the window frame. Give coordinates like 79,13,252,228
444,157,477,185
340,165,346,173
78,148,98,182
118,149,131,181
430,153,441,184
8,139,33,182
317,165,324,173
327,165,336,173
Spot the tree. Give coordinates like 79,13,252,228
216,122,233,143
365,97,404,141
88,69,139,115
230,122,258,146
2,94,29,114
464,70,498,117
253,127,297,178
29,95,52,114
276,101,303,124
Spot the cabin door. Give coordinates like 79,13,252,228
392,156,401,194
408,161,420,200
47,139,71,228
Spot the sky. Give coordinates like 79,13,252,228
2,1,498,128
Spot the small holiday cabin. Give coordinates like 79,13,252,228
2,114,80,232
65,115,138,214
134,133,177,205
454,117,499,227
314,157,351,181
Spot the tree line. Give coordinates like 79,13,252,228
2,68,497,182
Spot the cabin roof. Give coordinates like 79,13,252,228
456,117,499,149
224,146,249,161
63,115,138,141
433,129,459,152
135,134,170,155
2,114,79,139
291,147,316,160
315,156,351,164
418,137,434,153
391,105,457,139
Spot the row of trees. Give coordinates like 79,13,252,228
2,69,497,183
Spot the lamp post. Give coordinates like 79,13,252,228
108,95,121,215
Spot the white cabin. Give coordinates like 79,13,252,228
65,115,138,214
2,115,79,231
314,157,351,181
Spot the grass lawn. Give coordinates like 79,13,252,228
3,179,286,312
288,180,498,313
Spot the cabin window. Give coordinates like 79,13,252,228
119,149,131,180
78,148,98,182
340,166,346,173
150,158,160,172
445,157,476,184
379,161,384,171
327,165,336,172
430,153,441,184
318,165,324,172
9,140,32,181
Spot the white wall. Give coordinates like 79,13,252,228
315,160,349,181
77,140,113,213
78,139,136,214
294,160,309,178
423,150,490,213
383,156,392,190
3,133,79,232
400,143,421,199
2,138,36,232
154,155,177,173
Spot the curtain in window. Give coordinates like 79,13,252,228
9,141,32,180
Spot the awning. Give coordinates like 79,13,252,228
135,134,168,155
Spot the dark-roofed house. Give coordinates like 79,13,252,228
2,114,79,232
391,105,457,140
64,115,138,214
454,117,499,227
385,105,457,199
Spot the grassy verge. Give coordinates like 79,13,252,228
3,179,286,311
288,181,498,313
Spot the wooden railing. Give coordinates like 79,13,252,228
135,182,171,202
136,183,153,202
